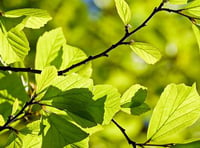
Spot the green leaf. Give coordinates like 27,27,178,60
92,85,121,125
35,27,66,70
114,0,131,24
121,84,150,115
130,103,150,115
66,138,89,148
0,114,4,126
0,23,30,64
147,83,200,143
3,120,42,148
168,0,187,4
0,74,28,102
36,66,57,93
181,0,200,18
192,24,200,51
42,114,89,148
60,44,92,78
42,87,105,128
4,8,52,29
130,42,161,64
52,73,93,91
11,99,19,115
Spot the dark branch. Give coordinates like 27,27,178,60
0,2,165,75
112,119,175,148
112,119,136,148
159,8,200,21
0,94,37,132
0,66,42,74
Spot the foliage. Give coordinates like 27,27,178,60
0,0,200,148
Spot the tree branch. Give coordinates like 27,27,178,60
112,119,136,148
0,2,165,75
112,119,175,148
0,94,37,132
1,2,197,76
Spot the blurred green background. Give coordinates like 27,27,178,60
1,0,200,147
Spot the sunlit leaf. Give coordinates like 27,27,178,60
0,23,30,64
0,114,4,126
60,44,92,78
168,0,187,4
52,73,93,91
36,66,57,93
42,87,105,128
4,120,42,148
181,0,200,18
4,8,52,29
121,84,150,115
130,42,161,64
147,83,200,143
42,114,88,148
65,138,89,148
192,24,200,51
35,27,66,70
114,0,131,24
11,99,19,115
92,85,121,125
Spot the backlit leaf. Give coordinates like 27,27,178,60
11,99,19,115
147,83,200,143
192,24,200,51
0,23,30,64
181,0,200,18
121,84,150,115
168,0,187,4
36,66,57,93
130,42,161,64
114,0,131,24
4,8,52,29
42,114,88,148
92,85,121,125
42,87,105,128
35,28,66,70
60,44,92,78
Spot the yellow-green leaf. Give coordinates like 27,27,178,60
168,0,187,4
147,83,200,143
192,24,200,51
4,8,52,29
35,28,66,70
0,24,30,64
36,66,57,93
114,0,131,25
11,99,19,115
130,42,161,64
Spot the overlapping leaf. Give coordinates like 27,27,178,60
114,0,131,24
130,42,161,64
36,66,57,93
121,84,150,115
147,83,200,143
92,85,121,125
35,28,66,70
60,44,92,77
181,0,200,18
42,114,88,148
42,87,105,128
4,8,52,29
0,23,30,64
